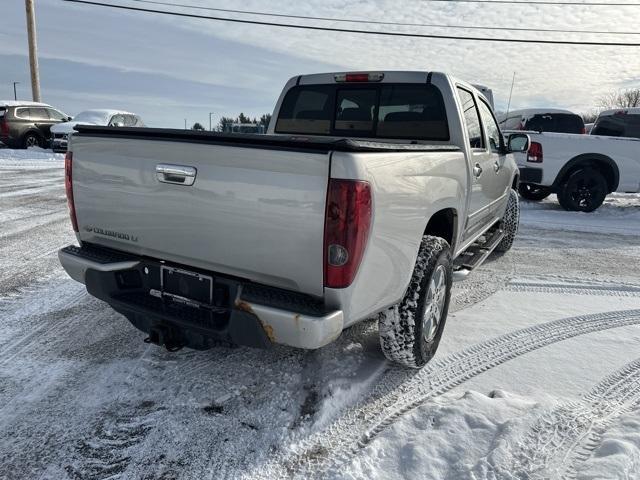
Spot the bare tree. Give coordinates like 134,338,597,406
599,88,640,109
580,110,599,123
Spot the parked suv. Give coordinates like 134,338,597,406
0,101,70,149
591,108,640,139
499,108,585,134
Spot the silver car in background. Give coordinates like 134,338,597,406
50,109,144,152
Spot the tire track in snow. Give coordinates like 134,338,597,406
481,357,640,480
504,281,640,297
244,309,640,479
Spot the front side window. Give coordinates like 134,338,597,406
478,100,501,153
457,87,484,149
47,108,67,121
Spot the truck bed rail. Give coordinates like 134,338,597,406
73,125,461,154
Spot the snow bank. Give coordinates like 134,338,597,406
576,409,640,480
0,147,64,168
342,390,537,480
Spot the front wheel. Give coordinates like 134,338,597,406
518,183,551,201
557,168,607,212
378,236,452,369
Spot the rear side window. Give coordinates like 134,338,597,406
275,83,449,140
592,114,640,139
15,108,30,119
457,87,485,149
525,114,584,134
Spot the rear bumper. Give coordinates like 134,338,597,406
51,137,68,151
518,166,543,184
58,244,343,350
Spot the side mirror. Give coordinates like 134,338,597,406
507,133,530,153
67,116,72,121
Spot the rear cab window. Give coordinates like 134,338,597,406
592,114,640,139
275,83,449,141
524,113,584,134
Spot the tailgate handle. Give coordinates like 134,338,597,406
156,164,197,186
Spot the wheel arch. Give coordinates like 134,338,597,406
20,128,45,144
423,208,458,253
552,153,620,193
511,172,520,190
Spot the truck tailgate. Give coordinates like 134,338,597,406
71,136,330,296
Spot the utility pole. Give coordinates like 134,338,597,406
13,82,20,101
209,112,214,131
25,0,41,102
184,118,187,129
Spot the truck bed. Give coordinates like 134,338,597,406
70,126,459,297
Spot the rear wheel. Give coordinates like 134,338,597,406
495,189,520,253
557,168,607,212
22,132,42,149
518,183,551,201
378,236,452,369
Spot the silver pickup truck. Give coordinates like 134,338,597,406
59,71,529,368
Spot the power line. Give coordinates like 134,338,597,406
424,0,640,4
62,0,640,47
129,0,640,36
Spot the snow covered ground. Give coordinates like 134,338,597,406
1,148,639,480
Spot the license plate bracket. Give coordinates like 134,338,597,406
160,265,213,307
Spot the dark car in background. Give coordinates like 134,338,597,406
591,107,640,139
0,101,70,149
498,108,586,134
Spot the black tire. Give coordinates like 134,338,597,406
495,188,520,253
378,236,452,369
22,132,42,149
518,183,551,201
557,168,607,212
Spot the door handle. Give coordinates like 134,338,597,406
473,163,483,178
156,164,197,186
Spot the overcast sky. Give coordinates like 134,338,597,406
2,0,639,128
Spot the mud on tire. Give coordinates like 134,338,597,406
496,188,519,253
378,236,452,369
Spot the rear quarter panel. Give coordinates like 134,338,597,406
326,149,467,325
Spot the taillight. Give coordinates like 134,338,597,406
324,179,372,289
64,152,79,232
0,117,8,137
527,142,543,163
